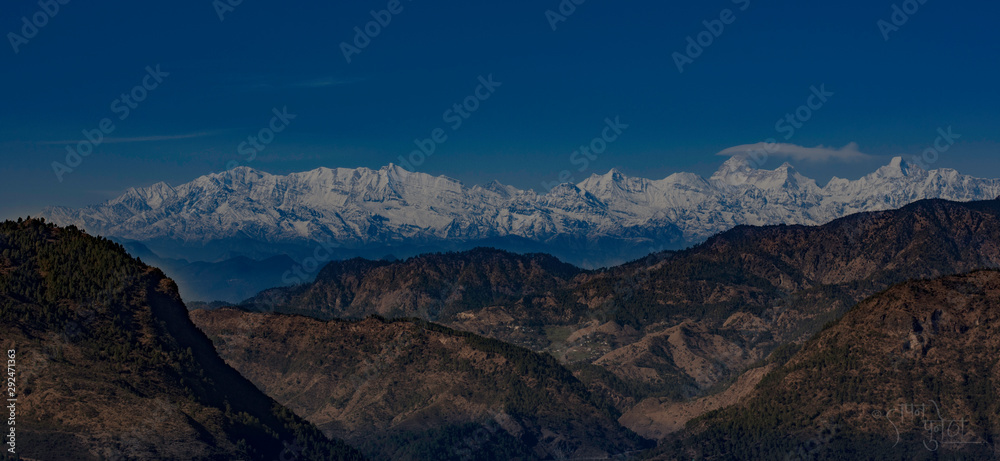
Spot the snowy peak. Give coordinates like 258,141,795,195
473,180,519,199
873,156,912,178
210,165,268,184
710,156,816,191
578,168,643,192
39,156,1000,266
378,163,426,185
603,168,625,181
709,155,754,182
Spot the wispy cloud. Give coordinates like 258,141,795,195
40,131,215,145
716,142,874,162
227,76,360,92
289,77,354,88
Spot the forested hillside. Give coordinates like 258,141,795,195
0,218,365,460
238,198,1000,436
651,270,1000,459
191,309,651,460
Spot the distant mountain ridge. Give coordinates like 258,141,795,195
240,197,1000,439
41,156,1000,268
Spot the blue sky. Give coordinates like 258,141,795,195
1,0,998,219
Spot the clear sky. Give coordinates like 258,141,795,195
1,0,998,219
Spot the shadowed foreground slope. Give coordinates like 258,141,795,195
0,219,365,460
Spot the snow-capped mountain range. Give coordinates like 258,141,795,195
41,156,1000,268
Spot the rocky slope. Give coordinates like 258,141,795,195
242,247,584,347
190,310,651,460
40,156,1000,270
654,270,1000,459
242,197,1000,438
0,219,364,460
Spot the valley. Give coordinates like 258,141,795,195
7,197,1000,459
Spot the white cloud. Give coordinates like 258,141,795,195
716,142,873,162
41,132,214,145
